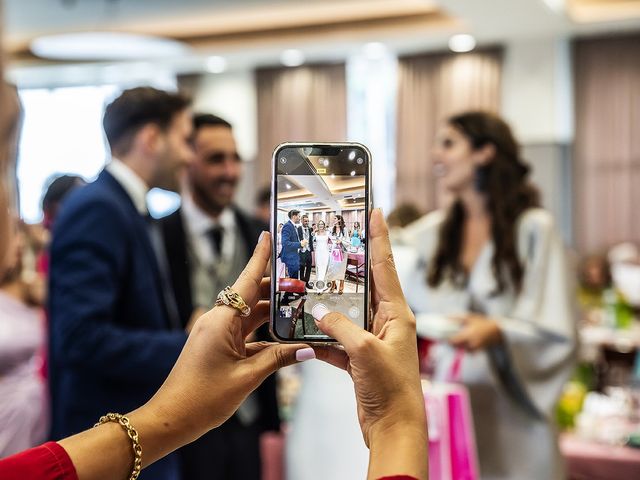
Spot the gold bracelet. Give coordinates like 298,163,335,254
94,413,142,480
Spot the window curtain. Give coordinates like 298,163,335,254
256,63,347,187
395,49,502,212
573,35,640,253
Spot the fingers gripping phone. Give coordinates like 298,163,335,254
270,143,372,344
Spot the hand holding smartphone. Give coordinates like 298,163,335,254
270,143,372,344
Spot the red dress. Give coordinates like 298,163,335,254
0,442,78,480
0,441,416,480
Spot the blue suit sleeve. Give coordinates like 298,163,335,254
49,199,187,386
282,224,301,251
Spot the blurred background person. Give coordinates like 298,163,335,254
161,113,278,480
48,87,193,480
41,175,86,232
0,220,48,458
397,111,577,480
576,253,611,313
254,185,271,225
387,203,423,230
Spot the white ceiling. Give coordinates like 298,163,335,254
5,0,640,86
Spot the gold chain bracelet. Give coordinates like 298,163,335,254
94,413,142,480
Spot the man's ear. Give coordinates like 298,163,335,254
137,124,162,155
473,143,496,166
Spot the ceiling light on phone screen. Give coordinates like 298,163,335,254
357,157,364,165
348,151,356,161
322,158,330,167
330,174,336,179
286,183,292,190
350,171,356,176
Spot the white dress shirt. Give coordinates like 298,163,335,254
181,194,237,266
106,159,149,215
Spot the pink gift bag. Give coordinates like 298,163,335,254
423,353,480,480
331,246,344,263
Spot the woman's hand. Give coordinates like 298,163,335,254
59,233,313,479
312,209,428,480
448,314,503,352
144,232,310,441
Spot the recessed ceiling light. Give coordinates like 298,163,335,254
448,34,476,53
206,56,227,74
363,42,387,60
280,49,305,67
541,0,565,14
330,174,336,179
286,184,292,190
30,32,190,61
350,171,356,176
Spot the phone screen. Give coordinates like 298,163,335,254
271,143,370,342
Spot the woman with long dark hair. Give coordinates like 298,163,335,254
398,112,576,480
328,215,349,293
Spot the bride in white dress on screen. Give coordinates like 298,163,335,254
313,221,330,287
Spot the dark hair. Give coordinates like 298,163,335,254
387,203,423,229
428,111,540,294
256,185,271,206
42,174,85,214
302,214,309,220
288,209,300,219
332,215,345,235
103,87,190,156
193,113,232,132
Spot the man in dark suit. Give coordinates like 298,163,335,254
161,114,280,480
299,214,314,285
281,209,307,281
48,87,194,480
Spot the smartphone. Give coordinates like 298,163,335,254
270,142,371,344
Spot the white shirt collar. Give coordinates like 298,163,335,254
106,159,149,215
182,192,235,237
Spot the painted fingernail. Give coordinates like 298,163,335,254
295,347,316,362
312,303,330,321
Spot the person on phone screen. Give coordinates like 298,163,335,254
313,220,330,286
328,214,348,294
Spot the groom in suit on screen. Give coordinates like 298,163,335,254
281,209,308,300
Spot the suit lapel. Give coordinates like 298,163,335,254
100,170,172,327
161,210,193,327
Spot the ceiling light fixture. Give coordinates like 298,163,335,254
363,42,387,60
280,49,305,67
448,34,476,53
206,56,227,74
30,32,190,61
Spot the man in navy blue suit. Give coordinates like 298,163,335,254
48,87,194,480
280,210,308,302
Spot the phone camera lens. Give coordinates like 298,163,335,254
280,157,287,164
356,157,364,165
